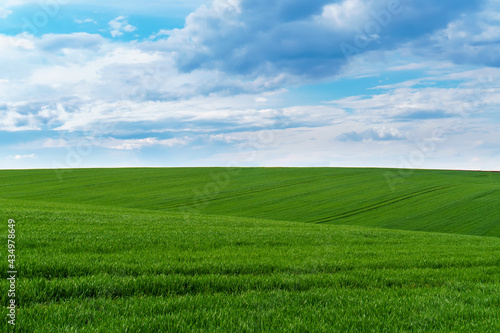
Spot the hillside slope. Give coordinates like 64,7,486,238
0,168,498,236
1,198,499,332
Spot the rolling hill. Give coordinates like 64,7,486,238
0,167,498,236
1,168,499,332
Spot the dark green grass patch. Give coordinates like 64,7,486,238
0,168,499,236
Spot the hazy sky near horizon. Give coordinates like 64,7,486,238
0,0,499,170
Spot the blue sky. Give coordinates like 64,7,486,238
0,0,499,170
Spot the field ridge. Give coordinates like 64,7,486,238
0,168,499,236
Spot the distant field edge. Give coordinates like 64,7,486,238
0,167,499,237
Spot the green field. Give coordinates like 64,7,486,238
1,168,499,332
1,168,499,236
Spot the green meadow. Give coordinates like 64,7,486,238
1,168,499,332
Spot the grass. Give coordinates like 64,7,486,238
0,168,499,236
0,168,499,331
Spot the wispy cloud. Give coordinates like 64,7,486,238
109,16,136,37
75,18,97,24
104,137,191,150
338,127,406,142
0,7,12,19
7,154,38,160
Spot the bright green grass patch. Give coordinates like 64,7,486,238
10,286,500,333
0,168,499,236
1,199,499,332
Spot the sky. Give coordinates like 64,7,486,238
0,0,499,170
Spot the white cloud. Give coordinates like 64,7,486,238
0,30,294,107
42,138,69,148
209,134,240,143
0,1,498,170
28,46,161,87
387,61,456,72
0,108,42,131
7,154,37,160
162,0,476,81
109,16,136,37
36,33,105,51
329,68,500,120
338,127,406,142
0,34,35,51
75,18,97,24
105,137,191,150
410,2,500,68
0,7,12,19
149,29,171,40
0,33,170,105
319,0,369,30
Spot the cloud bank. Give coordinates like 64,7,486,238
163,0,482,80
1,0,499,170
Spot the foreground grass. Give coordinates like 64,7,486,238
1,198,499,332
11,287,500,332
0,168,498,236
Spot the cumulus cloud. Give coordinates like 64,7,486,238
0,32,298,108
0,33,173,106
320,0,370,30
1,0,499,170
109,16,137,37
0,1,490,107
162,0,482,80
410,1,500,68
